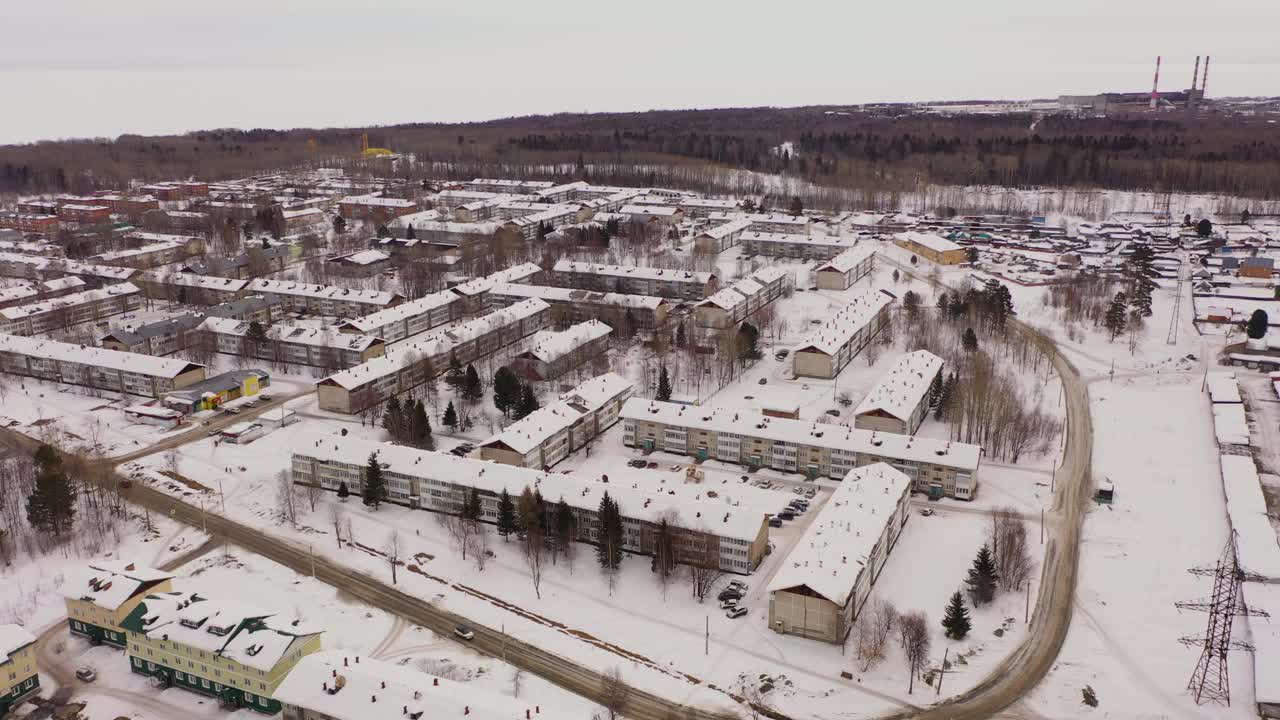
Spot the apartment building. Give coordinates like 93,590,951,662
200,316,386,370
488,283,670,333
99,313,205,356
0,626,38,717
853,350,944,435
692,218,752,254
0,282,142,336
738,231,861,261
291,431,768,573
446,262,544,316
337,195,418,222
182,244,291,279
0,213,59,235
91,242,186,270
281,207,326,234
337,289,461,342
121,589,323,715
619,204,684,226
317,299,552,413
767,464,912,643
0,277,85,310
621,397,980,499
58,203,112,224
0,334,206,397
64,561,175,648
479,372,633,469
139,272,250,305
92,194,161,217
893,231,968,265
510,320,612,382
246,279,403,318
463,178,555,195
693,267,793,336
503,205,582,240
707,211,811,236
324,250,391,278
0,237,63,258
814,246,877,290
792,290,894,379
551,260,717,301
679,197,740,219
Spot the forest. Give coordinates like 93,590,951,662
3,105,1279,199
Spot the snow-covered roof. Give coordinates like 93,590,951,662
126,231,202,245
708,211,809,226
816,245,878,274
854,351,944,422
125,404,183,420
482,374,630,455
294,430,764,541
620,204,680,217
1206,373,1243,404
329,250,389,266
0,281,139,321
766,464,910,604
0,284,38,304
91,243,181,264
622,398,981,471
199,316,383,352
697,218,752,240
467,178,555,190
275,652,565,720
1212,403,1250,446
739,231,860,249
0,334,204,379
145,271,249,292
385,209,441,229
339,290,459,334
449,263,542,297
795,290,894,356
1243,582,1280,704
42,277,87,293
680,198,739,210
490,283,666,310
321,299,549,390
0,624,36,664
895,231,963,253
553,260,713,285
128,590,320,673
339,195,415,209
282,207,324,220
62,561,174,612
518,320,611,364
1219,455,1280,581
247,279,398,307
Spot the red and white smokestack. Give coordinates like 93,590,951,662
1201,56,1211,98
1150,55,1162,109
1191,56,1201,90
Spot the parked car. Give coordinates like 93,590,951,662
75,667,97,683
758,378,768,385
775,349,790,360
825,409,841,417
728,580,748,592
259,393,273,402
454,624,475,641
778,511,795,521
719,598,739,610
919,507,935,517
717,589,742,602
207,427,222,436
629,459,647,468
646,461,659,469
725,606,748,619
118,480,133,491
223,406,241,414
805,489,817,498
768,518,783,528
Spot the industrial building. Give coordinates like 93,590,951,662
291,431,769,573
63,561,175,648
767,464,912,643
621,397,980,499
0,334,206,398
853,350,945,435
792,290,894,379
479,372,633,469
814,246,877,290
893,231,967,265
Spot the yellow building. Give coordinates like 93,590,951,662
0,625,39,716
122,590,322,714
64,561,174,648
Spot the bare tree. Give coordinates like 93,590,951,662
900,611,931,694
276,469,299,528
385,530,402,585
467,524,490,571
510,667,525,699
688,559,727,603
303,479,324,514
989,506,1034,592
329,505,344,548
853,598,898,672
600,667,631,720
439,512,475,561
524,524,546,599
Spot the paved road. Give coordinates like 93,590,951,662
879,256,1093,720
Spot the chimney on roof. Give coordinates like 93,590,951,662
372,695,377,703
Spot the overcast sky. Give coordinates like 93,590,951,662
2,0,1277,145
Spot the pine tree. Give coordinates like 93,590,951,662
937,292,951,316
596,493,624,570
928,372,943,407
445,354,465,392
1196,218,1213,238
941,591,972,640
656,366,672,402
382,396,404,441
246,320,270,354
497,488,516,539
413,400,434,450
892,269,900,283
406,224,416,240
962,328,979,353
362,452,386,509
1104,292,1128,341
934,372,957,421
788,196,803,217
463,487,482,521
462,364,483,404
26,447,75,536
493,367,521,417
903,290,921,319
1125,245,1156,318
514,383,539,420
737,322,762,363
337,481,350,501
555,497,576,555
966,544,999,606
1248,309,1269,340
675,322,687,349
443,400,458,430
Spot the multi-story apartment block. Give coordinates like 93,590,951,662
551,260,717,301
693,267,793,338
0,277,85,310
792,290,893,379
0,213,59,235
337,289,460,342
139,271,249,305
58,203,112,224
64,561,175,647
678,197,740,219
337,195,417,223
707,211,811,236
121,589,323,714
91,242,186,270
446,262,544,317
0,626,38,717
291,430,767,573
692,218,752,254
480,372,633,469
246,279,402,318
814,246,877,290
509,320,612,382
0,282,142,336
199,317,386,370
99,313,206,356
738,231,861,261
0,334,206,397
462,178,555,195
317,299,552,413
621,397,980,499
503,205,581,240
619,204,684,226
488,283,670,333
767,464,912,643
853,350,945,435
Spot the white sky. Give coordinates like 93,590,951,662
2,0,1277,145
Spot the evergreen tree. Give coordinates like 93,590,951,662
1196,218,1213,238
332,215,346,234
443,400,459,430
652,517,676,578
962,328,979,353
412,400,434,450
337,481,350,501
514,383,540,420
444,354,465,392
497,488,516,540
903,290,921,320
463,487,482,522
382,395,404,441
942,591,972,640
934,372,957,421
937,292,951,316
965,247,979,264
596,493,624,569
788,196,803,217
376,224,390,239
892,269,900,283
1248,309,1269,340
26,444,75,536
1242,209,1252,224
928,372,944,407
406,224,416,240
362,452,387,509
737,322,762,363
656,365,672,402
1104,292,1128,341
555,497,576,554
965,544,999,606
675,322,687,349
493,366,521,417
246,320,270,354
1125,245,1157,318
462,364,483,404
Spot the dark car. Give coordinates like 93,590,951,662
825,409,841,417
778,511,795,521
768,518,783,528
717,589,742,602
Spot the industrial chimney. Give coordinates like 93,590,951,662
1201,56,1211,99
1150,56,1162,109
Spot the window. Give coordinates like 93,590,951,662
201,679,210,689
176,672,185,681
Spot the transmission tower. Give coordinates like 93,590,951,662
1176,530,1269,706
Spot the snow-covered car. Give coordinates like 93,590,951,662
453,625,475,641
725,607,748,619
75,667,97,683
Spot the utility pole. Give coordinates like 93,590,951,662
1025,582,1031,624
705,616,709,656
1040,508,1044,544
936,647,949,696
502,624,506,661
309,544,316,579
218,477,226,513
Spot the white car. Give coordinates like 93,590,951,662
728,581,749,592
75,667,97,683
725,606,748,619
719,598,739,610
454,625,475,641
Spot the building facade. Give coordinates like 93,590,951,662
0,334,206,397
479,373,632,469
893,231,967,265
814,246,877,290
792,290,893,379
64,561,175,648
0,282,142,336
0,626,39,717
551,260,717,301
853,350,944,435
